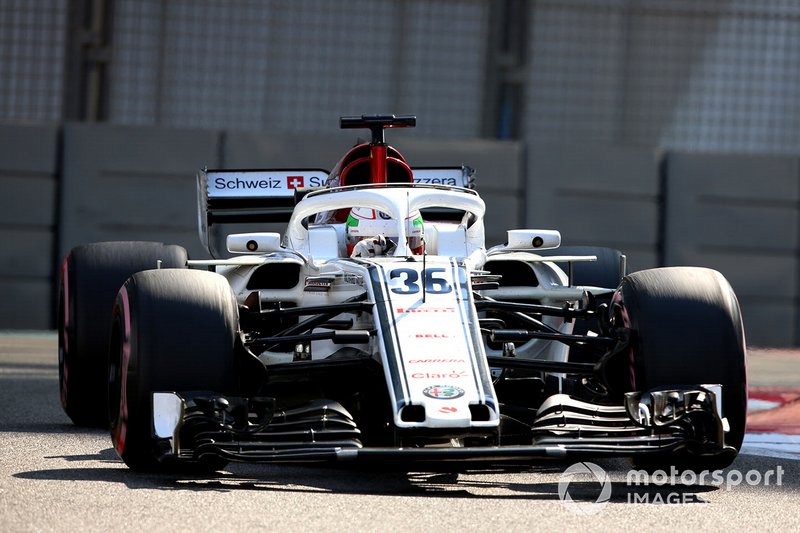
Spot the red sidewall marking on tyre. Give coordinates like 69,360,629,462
112,286,132,456
611,291,636,390
59,255,70,409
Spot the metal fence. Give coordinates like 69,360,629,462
109,0,489,137
0,0,67,122
525,0,800,153
1,0,800,152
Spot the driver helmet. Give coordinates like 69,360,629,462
346,207,424,256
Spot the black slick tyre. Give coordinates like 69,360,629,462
539,246,626,293
613,267,747,470
58,242,188,426
108,269,238,472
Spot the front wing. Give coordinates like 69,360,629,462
150,384,736,467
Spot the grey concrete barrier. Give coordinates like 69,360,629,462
664,153,800,347
59,123,221,261
526,141,662,273
3,122,800,346
0,124,59,329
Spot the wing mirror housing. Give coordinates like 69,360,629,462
227,232,283,254
506,229,561,251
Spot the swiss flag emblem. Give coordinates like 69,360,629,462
287,176,304,189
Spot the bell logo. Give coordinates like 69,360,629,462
287,176,304,189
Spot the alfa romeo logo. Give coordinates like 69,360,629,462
557,462,612,515
422,385,464,399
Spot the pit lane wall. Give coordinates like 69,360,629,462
0,125,59,332
1,122,797,346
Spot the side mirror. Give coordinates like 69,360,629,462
227,232,283,254
506,229,561,251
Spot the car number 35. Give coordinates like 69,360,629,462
389,268,452,294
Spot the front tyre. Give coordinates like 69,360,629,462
613,267,747,470
109,269,239,472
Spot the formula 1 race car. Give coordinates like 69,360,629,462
58,115,747,473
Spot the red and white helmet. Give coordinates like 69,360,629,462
345,207,424,256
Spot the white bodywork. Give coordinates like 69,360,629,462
189,182,595,431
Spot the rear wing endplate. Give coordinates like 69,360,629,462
198,169,328,253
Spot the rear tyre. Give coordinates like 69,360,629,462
58,242,188,426
613,267,747,470
108,269,238,472
539,246,626,293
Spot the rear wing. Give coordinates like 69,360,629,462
197,166,475,254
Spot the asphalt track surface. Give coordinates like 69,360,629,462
2,333,800,532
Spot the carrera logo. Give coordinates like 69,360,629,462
422,385,465,400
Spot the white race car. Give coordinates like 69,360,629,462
58,115,747,473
